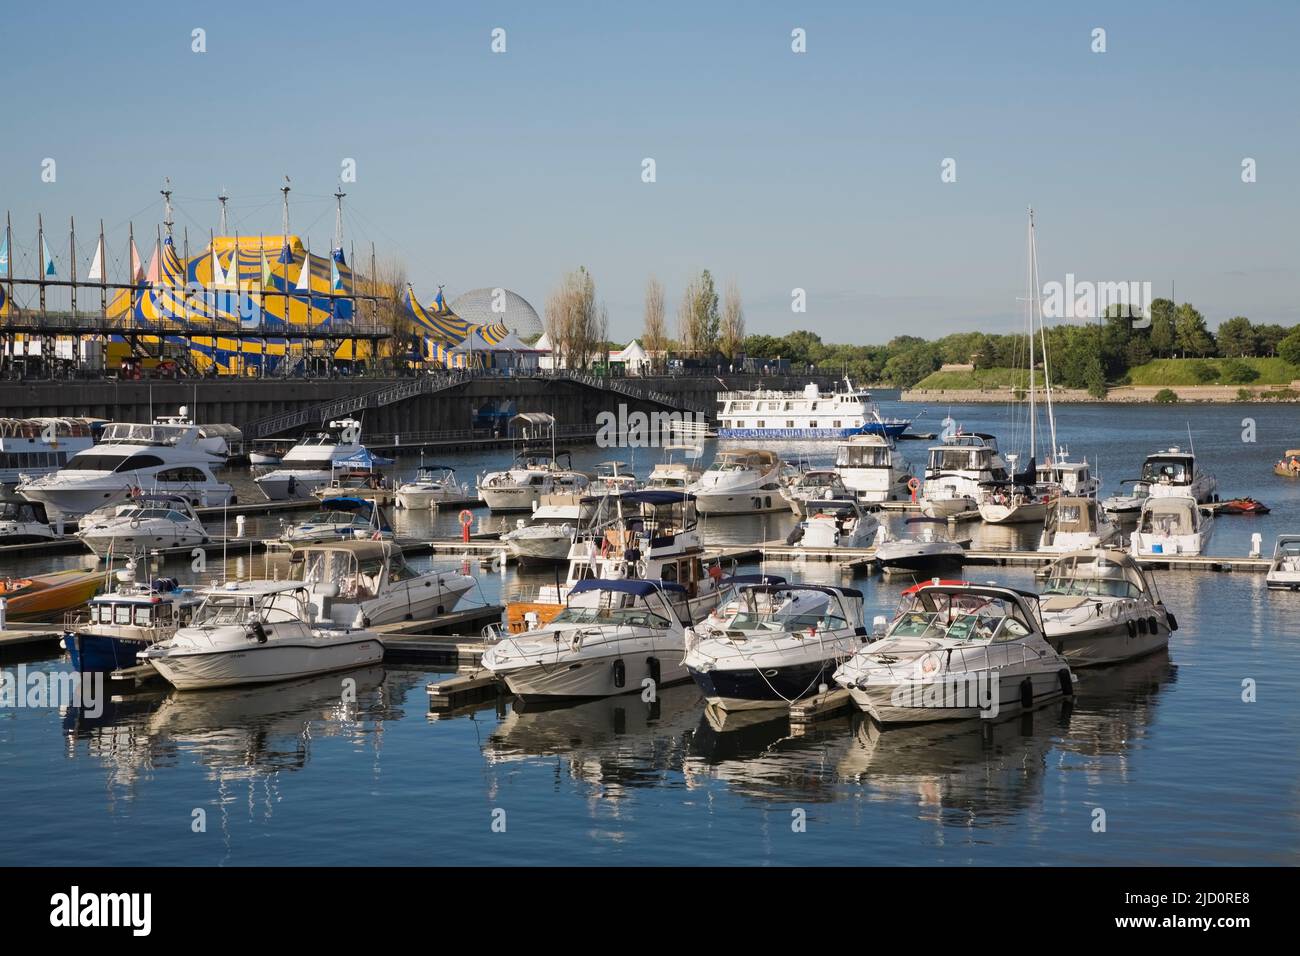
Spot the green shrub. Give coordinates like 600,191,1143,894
1187,360,1219,383
1220,358,1260,385
1153,388,1179,404
1237,388,1255,401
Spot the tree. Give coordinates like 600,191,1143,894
1255,324,1289,357
1174,303,1215,357
882,342,940,388
1219,358,1259,384
642,277,667,370
719,280,745,359
544,266,607,369
1148,298,1176,357
1279,328,1300,366
743,334,782,358
1216,316,1256,357
677,269,720,354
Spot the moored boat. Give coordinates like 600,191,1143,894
0,569,103,621
63,563,201,671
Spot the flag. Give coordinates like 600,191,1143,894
130,240,145,282
330,258,341,291
0,233,8,273
211,248,227,288
225,250,239,289
145,242,161,284
41,237,56,276
260,250,273,287
295,254,312,291
86,238,104,281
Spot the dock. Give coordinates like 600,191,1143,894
0,625,65,653
426,670,503,715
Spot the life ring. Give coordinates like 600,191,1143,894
458,510,473,527
907,477,921,503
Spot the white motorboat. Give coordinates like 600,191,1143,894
1138,446,1217,504
292,540,475,625
141,581,384,690
63,563,202,671
499,493,595,564
0,416,98,486
781,468,852,516
919,432,1007,518
873,518,966,577
483,578,689,699
591,461,639,496
76,492,211,558
254,418,364,501
689,448,787,515
479,413,590,511
1037,549,1176,665
834,433,911,503
0,495,57,544
789,497,880,549
395,465,469,510
274,496,394,547
18,408,237,518
686,582,869,710
1038,496,1118,553
1130,495,1214,557
1101,480,1151,520
977,480,1049,525
833,582,1073,724
644,444,703,493
1265,535,1300,591
1037,454,1100,497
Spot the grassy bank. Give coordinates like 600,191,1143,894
912,367,1030,390
1125,357,1300,386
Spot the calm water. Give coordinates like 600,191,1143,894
2,400,1298,865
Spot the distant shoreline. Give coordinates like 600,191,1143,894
900,386,1300,404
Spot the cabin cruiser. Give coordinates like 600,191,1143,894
685,583,869,710
1037,550,1176,665
483,579,689,699
919,433,1008,518
254,418,364,501
1130,495,1214,557
834,433,911,503
395,465,468,510
274,496,393,547
75,493,210,557
781,469,851,516
716,379,910,439
479,449,590,512
1038,496,1118,553
1101,480,1151,521
1037,454,1099,497
511,490,723,630
291,540,475,626
18,408,237,518
1265,535,1300,591
644,444,703,493
0,417,98,486
833,582,1073,724
591,461,639,496
1139,446,1217,503
63,562,201,671
141,581,384,689
499,493,595,564
689,448,787,515
0,495,56,544
788,498,880,549
976,480,1048,525
873,518,966,577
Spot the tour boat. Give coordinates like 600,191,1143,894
291,540,475,626
873,518,966,577
1265,535,1300,591
833,582,1073,724
0,569,103,621
1037,549,1176,665
254,418,364,501
689,448,787,515
1037,495,1119,553
1138,446,1217,503
1129,495,1214,557
141,581,384,689
716,379,910,439
63,562,202,671
482,579,689,700
685,583,869,710
0,417,98,486
75,492,210,557
395,465,469,510
833,433,912,503
781,469,852,516
18,408,237,517
0,495,57,544
789,498,880,549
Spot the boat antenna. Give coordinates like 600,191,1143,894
1186,421,1195,457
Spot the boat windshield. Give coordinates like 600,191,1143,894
1142,458,1190,483
99,423,190,446
1041,572,1141,599
552,604,671,629
195,591,304,625
837,445,889,468
928,448,987,472
305,510,364,525
301,550,392,599
888,592,1033,643
725,594,846,633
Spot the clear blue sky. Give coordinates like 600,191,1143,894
2,1,1296,341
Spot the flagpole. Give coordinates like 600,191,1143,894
98,219,106,319
69,216,77,319
38,214,45,317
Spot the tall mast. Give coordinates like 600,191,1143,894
161,178,174,239
1026,208,1035,463
280,177,291,238
1030,209,1058,460
333,184,346,254
69,216,77,317
218,188,229,235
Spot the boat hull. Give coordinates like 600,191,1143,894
693,490,787,515
978,500,1048,524
689,658,839,711
1049,619,1170,666
64,632,152,672
147,636,384,690
718,422,908,440
1,571,102,620
255,470,330,501
495,651,690,700
847,668,1067,724
480,486,541,511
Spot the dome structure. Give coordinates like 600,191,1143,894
449,288,543,340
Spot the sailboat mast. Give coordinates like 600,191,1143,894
1026,209,1036,462
1030,209,1059,460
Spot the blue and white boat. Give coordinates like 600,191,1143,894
63,562,202,671
716,380,910,440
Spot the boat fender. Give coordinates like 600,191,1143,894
1165,610,1178,631
1136,617,1147,635
646,656,660,685
1058,669,1073,697
1147,616,1159,634
1126,619,1136,638
249,620,268,644
612,658,626,689
1019,678,1034,709
786,525,804,546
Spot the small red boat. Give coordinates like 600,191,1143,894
1216,497,1271,515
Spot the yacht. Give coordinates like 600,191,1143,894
1037,454,1100,497
591,461,639,496
1139,446,1217,503
0,495,57,544
499,493,595,564
274,496,394,547
1037,550,1176,665
689,448,787,515
919,432,1008,518
1130,495,1214,557
0,417,99,486
1266,535,1300,591
1102,480,1151,521
644,444,703,493
976,479,1049,525
716,379,910,439
253,418,364,501
833,582,1073,724
75,493,210,557
873,518,966,577
291,540,476,626
479,413,590,511
63,562,202,671
141,581,385,689
482,579,689,699
685,583,869,710
781,469,852,516
834,433,911,503
395,465,469,510
789,498,880,549
1037,496,1118,553
18,408,237,518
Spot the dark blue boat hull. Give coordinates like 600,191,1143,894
689,659,838,708
64,632,150,672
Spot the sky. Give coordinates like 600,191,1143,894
1,1,1297,342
